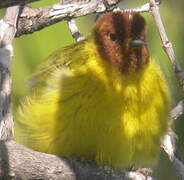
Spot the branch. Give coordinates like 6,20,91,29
0,6,20,140
148,1,184,178
0,140,127,180
118,1,159,13
170,100,184,120
149,0,184,92
67,19,85,42
15,0,119,37
162,130,184,180
14,1,161,38
2,1,161,39
161,99,184,179
0,140,156,180
0,0,42,9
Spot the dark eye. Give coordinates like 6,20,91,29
109,33,117,41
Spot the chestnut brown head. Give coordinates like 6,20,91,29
94,11,149,74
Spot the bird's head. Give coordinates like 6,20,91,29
94,11,149,74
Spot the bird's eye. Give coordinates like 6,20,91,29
109,33,117,41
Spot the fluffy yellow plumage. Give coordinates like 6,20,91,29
14,11,170,169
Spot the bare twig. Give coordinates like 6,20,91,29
149,0,184,91
170,100,184,120
122,1,159,13
0,6,20,140
162,130,184,180
148,0,184,178
162,130,178,161
15,0,119,37
67,19,85,42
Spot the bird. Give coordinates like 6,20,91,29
14,11,171,169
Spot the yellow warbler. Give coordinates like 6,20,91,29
14,11,170,169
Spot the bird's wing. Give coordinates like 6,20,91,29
29,39,88,91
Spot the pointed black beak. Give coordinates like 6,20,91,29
128,39,147,47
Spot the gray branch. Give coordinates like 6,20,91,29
170,100,184,120
14,1,161,38
15,0,119,37
162,130,184,180
149,0,184,92
67,19,85,42
0,140,127,180
0,6,20,140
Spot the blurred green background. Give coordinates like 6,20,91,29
2,0,184,179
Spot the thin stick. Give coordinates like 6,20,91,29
148,0,184,178
170,100,184,120
149,0,184,91
67,19,85,42
162,129,184,179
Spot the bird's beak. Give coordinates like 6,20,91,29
128,39,147,47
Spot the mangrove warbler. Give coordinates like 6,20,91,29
14,11,170,169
